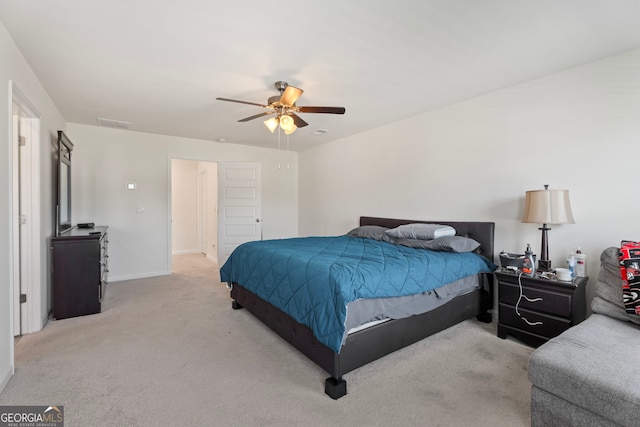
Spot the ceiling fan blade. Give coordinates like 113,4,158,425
298,106,346,114
238,111,275,122
216,97,268,108
280,86,303,106
289,113,309,128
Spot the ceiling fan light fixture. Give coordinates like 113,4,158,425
279,114,296,133
284,124,297,135
264,117,279,133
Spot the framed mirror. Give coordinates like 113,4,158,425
56,130,73,235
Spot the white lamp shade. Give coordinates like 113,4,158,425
279,114,296,133
522,189,575,224
264,117,279,133
279,114,293,127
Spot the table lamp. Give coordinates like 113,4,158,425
522,185,575,271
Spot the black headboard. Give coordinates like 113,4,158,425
359,216,495,261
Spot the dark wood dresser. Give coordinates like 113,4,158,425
50,226,109,320
495,270,587,347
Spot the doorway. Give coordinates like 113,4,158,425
168,160,262,272
170,159,219,268
10,82,42,336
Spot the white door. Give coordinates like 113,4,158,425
11,83,41,336
17,115,31,336
218,162,262,267
12,110,23,336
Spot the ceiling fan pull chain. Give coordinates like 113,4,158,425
286,133,291,169
278,125,286,169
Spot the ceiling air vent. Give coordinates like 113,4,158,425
96,118,131,129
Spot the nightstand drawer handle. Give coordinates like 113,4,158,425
521,317,543,326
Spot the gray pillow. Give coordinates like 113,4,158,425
385,223,456,240
394,235,481,253
346,225,391,241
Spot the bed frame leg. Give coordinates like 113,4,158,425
231,300,243,310
325,376,347,399
476,312,492,323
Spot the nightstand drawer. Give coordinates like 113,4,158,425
499,282,572,317
499,303,571,338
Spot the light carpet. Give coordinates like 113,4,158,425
0,254,533,426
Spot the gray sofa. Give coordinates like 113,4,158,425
528,247,640,426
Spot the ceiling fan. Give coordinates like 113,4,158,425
216,81,346,134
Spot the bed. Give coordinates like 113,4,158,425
220,216,496,399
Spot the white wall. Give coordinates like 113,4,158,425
67,123,298,281
299,48,640,308
0,22,66,391
171,159,198,254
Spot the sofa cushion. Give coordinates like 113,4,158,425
528,313,640,426
591,247,640,326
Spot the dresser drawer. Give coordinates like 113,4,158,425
499,303,571,338
499,282,572,318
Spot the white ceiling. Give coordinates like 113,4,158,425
1,1,640,151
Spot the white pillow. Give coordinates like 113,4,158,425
385,223,456,240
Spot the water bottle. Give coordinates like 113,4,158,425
567,253,576,279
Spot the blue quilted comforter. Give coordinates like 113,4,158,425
220,236,496,352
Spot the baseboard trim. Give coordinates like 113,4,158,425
109,271,170,283
172,249,200,255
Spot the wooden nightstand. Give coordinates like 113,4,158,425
495,270,587,347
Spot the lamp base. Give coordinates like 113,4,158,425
538,259,551,272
